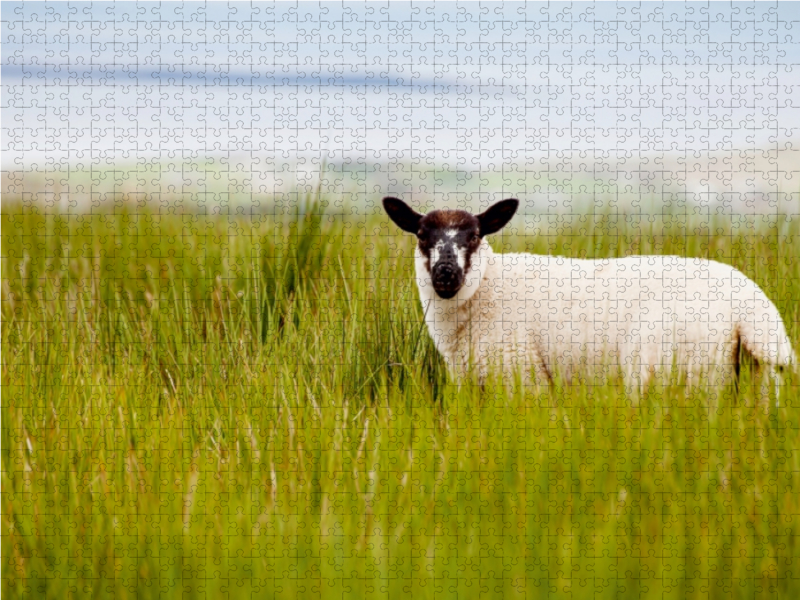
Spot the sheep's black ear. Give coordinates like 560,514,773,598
383,197,422,234
476,198,519,236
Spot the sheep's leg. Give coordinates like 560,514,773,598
732,334,780,409
532,353,554,390
736,318,796,409
732,334,741,397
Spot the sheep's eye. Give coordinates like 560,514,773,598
470,232,480,243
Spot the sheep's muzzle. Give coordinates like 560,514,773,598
431,260,464,299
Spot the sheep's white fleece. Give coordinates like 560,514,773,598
415,240,796,389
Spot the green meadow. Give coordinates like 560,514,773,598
2,196,799,599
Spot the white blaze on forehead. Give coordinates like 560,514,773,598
430,243,441,267
429,239,470,271
456,246,467,270
430,240,450,268
445,229,458,238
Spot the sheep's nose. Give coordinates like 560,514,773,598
433,262,459,284
431,260,464,299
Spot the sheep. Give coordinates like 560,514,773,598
383,196,796,399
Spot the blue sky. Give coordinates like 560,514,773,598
3,1,799,201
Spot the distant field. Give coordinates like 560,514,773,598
2,197,799,599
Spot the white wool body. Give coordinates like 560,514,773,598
415,240,796,390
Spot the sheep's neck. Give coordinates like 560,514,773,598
422,245,501,366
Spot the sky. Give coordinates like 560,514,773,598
2,2,799,210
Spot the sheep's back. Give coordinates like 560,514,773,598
490,253,766,378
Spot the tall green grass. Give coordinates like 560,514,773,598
2,198,799,599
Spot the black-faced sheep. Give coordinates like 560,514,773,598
384,196,796,397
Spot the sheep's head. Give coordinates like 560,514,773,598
382,197,518,300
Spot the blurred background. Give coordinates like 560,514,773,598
3,1,799,216
4,6,800,597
